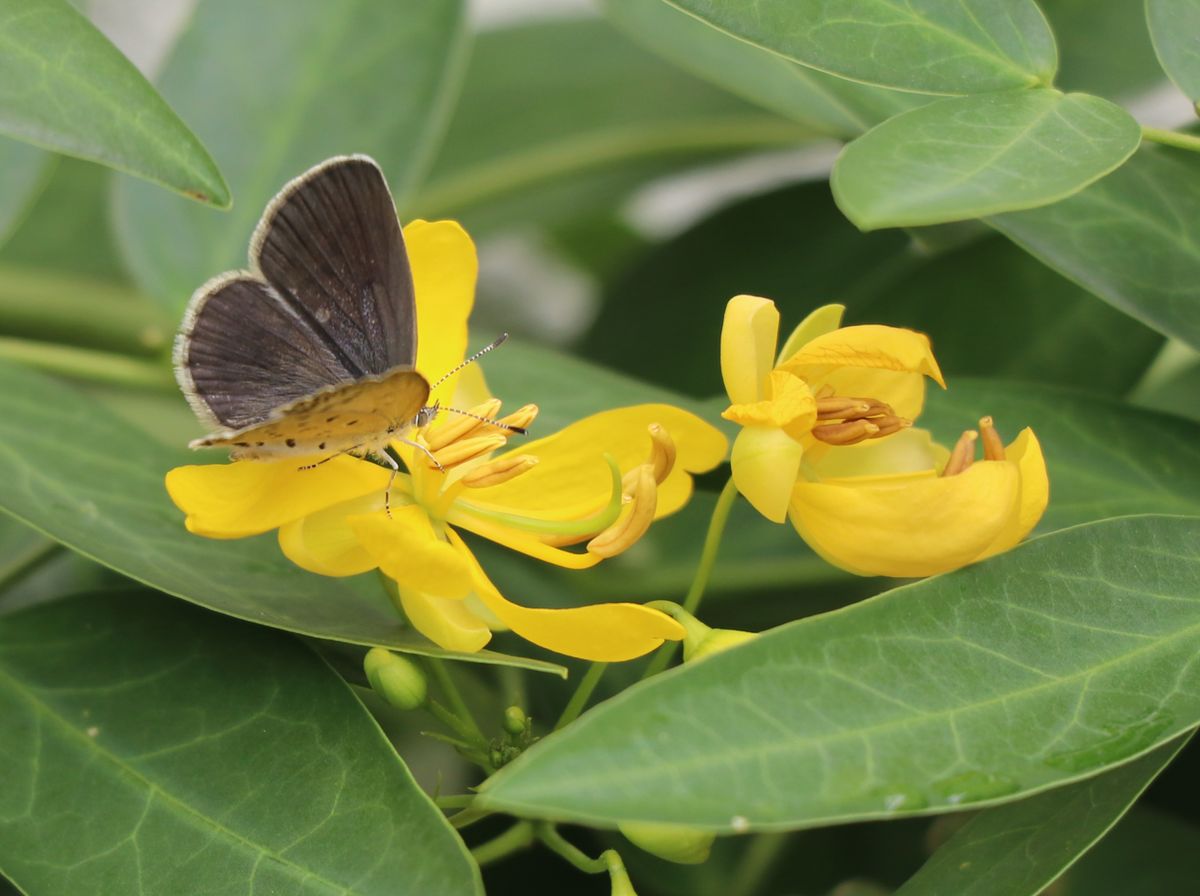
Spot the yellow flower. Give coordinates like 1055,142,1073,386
720,295,1048,577
166,220,727,661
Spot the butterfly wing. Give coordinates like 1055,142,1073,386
176,274,360,431
175,154,419,435
251,154,416,376
191,368,431,458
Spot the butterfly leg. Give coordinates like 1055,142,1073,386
368,450,401,518
297,449,360,471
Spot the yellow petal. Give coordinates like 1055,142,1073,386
165,456,389,538
776,303,845,364
808,427,944,480
780,324,946,420
277,493,382,576
449,531,684,661
406,220,477,402
977,428,1049,560
448,512,602,570
464,404,727,522
789,461,1020,577
721,295,779,404
398,588,492,653
730,426,805,523
722,370,816,439
348,507,473,598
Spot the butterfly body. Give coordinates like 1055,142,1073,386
174,155,429,461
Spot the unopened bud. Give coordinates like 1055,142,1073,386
619,822,714,865
503,705,528,736
363,647,427,710
685,628,757,663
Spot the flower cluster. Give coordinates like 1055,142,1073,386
720,295,1048,577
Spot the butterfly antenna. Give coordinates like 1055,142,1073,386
429,333,510,393
435,405,526,435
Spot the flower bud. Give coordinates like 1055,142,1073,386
503,705,527,736
618,822,713,865
363,647,427,710
681,621,757,662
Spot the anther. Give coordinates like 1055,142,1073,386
812,419,880,446
979,416,1006,461
942,430,978,477
491,403,538,435
461,454,539,488
425,399,502,451
815,384,836,400
816,397,872,420
430,433,508,468
870,415,911,437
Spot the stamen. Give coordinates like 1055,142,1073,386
979,416,1006,461
942,430,978,477
588,465,657,559
430,433,508,468
484,403,539,436
461,454,538,488
425,399,502,451
646,424,676,484
870,415,911,437
812,419,880,446
815,384,836,399
816,397,872,420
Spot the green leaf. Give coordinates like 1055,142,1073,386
0,155,130,281
582,181,1161,398
991,146,1200,351
0,359,563,675
478,515,1200,830
652,0,1057,95
0,0,228,207
832,90,1141,230
922,380,1200,531
1147,0,1200,102
0,513,54,593
1060,807,1200,893
410,17,810,231
0,590,482,895
114,0,467,307
894,734,1190,896
0,139,48,247
1044,0,1167,100
602,0,927,137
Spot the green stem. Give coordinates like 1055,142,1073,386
0,265,173,355
435,794,476,810
642,477,739,678
0,539,62,594
536,823,607,874
0,336,174,390
554,662,608,731
728,832,791,896
1142,126,1200,153
471,821,535,867
425,658,487,745
449,807,492,830
426,698,486,749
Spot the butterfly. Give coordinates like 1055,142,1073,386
174,155,434,468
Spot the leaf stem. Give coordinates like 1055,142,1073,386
449,807,492,830
470,820,535,867
642,477,739,678
728,832,791,896
1141,126,1200,154
554,662,608,731
425,658,487,745
0,336,174,390
536,823,606,873
435,794,477,809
